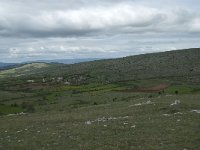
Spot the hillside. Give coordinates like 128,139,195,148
0,48,200,150
57,48,200,83
30,58,102,64
1,48,199,84
0,63,53,78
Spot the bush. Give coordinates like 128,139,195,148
72,90,81,94
21,102,35,113
148,95,153,98
11,103,18,107
175,90,179,94
113,97,117,102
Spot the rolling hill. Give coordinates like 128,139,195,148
0,63,52,78
1,48,199,84
0,48,200,150
0,62,17,70
57,48,200,83
29,58,103,64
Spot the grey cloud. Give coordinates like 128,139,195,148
0,0,200,38
0,0,200,62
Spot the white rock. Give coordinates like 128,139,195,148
191,110,200,114
170,100,181,106
131,125,136,128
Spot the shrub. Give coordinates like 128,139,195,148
175,90,179,94
11,103,18,107
21,102,35,113
113,97,117,102
26,104,35,113
72,90,81,94
148,95,153,98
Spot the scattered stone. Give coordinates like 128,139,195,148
190,110,200,114
171,129,175,131
130,100,154,107
170,100,181,106
174,112,183,115
134,103,142,106
131,125,136,128
7,112,28,116
85,121,92,125
85,116,130,125
163,114,170,117
17,130,22,133
27,80,35,83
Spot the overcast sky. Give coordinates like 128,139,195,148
0,0,200,62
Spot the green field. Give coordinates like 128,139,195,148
0,78,200,149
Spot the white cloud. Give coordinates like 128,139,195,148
0,0,200,62
0,1,200,37
189,18,200,32
0,3,160,36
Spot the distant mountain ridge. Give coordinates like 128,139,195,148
0,58,102,70
0,62,18,70
0,62,17,67
25,58,103,64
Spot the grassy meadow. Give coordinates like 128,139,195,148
0,76,200,150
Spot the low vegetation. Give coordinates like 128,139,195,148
0,49,200,149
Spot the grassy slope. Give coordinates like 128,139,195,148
60,48,200,83
0,48,200,149
1,48,199,83
0,93,199,150
0,63,52,78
